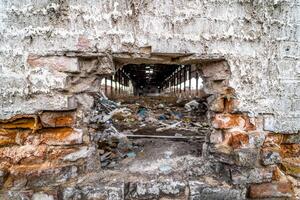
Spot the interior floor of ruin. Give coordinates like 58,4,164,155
93,96,209,174
59,95,236,199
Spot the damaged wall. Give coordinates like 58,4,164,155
0,0,299,132
0,0,300,199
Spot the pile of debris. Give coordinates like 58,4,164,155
90,93,210,168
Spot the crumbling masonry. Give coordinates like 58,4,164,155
0,0,300,199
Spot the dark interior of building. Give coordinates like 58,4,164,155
123,64,179,95
94,63,209,170
101,64,202,97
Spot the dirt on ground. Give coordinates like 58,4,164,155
91,94,210,175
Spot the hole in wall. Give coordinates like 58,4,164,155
92,61,213,174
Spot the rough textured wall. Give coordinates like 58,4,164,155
0,1,299,129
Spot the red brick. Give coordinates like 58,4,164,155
40,128,83,145
212,114,246,129
261,146,281,165
39,111,76,128
224,98,239,113
249,181,294,199
280,144,300,158
281,158,300,178
0,115,40,130
0,129,18,146
263,133,283,147
229,131,249,149
0,145,47,164
243,116,256,131
27,55,79,73
47,147,79,160
10,162,57,177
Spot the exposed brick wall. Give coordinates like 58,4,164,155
0,111,99,192
0,59,298,199
201,61,299,199
0,0,299,132
0,0,299,199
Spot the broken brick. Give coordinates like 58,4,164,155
231,167,274,185
27,55,79,73
263,133,283,146
0,116,40,130
0,129,18,146
39,111,76,128
229,131,249,149
212,114,246,129
207,95,224,112
209,130,223,144
10,162,58,177
281,158,300,178
243,116,256,131
282,134,300,144
0,145,47,164
249,181,294,199
233,148,260,167
47,147,79,161
40,128,83,145
261,146,281,165
280,144,300,158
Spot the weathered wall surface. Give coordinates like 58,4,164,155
1,1,300,199
0,0,299,132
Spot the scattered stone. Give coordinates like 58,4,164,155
158,103,165,108
247,131,266,148
126,152,136,158
159,164,172,174
280,144,300,158
1,190,33,200
185,100,199,111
